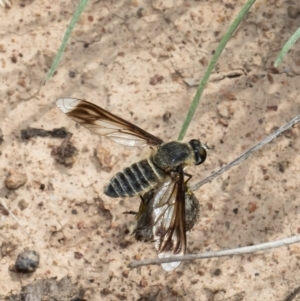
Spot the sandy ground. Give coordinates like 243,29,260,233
1,0,300,300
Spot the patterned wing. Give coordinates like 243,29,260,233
56,98,163,147
133,170,186,271
152,170,186,271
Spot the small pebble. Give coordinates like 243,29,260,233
248,202,258,213
74,252,83,259
122,270,129,278
162,111,172,123
18,199,29,210
213,268,222,276
14,250,40,273
140,279,148,287
149,74,164,85
218,118,228,127
217,103,230,118
287,6,300,19
68,70,76,78
5,169,27,190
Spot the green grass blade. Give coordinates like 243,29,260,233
177,0,257,141
274,27,300,67
45,0,90,82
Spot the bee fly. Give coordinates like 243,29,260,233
56,98,208,271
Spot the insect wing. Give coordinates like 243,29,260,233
56,98,163,147
132,190,156,242
151,171,186,271
134,186,199,241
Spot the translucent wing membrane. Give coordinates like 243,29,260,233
56,98,163,147
134,171,187,271
152,171,186,271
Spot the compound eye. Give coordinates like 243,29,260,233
195,147,207,165
189,139,207,165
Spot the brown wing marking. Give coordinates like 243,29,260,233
56,98,163,147
151,170,186,271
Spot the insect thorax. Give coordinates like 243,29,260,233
152,141,194,171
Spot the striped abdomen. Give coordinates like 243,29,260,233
104,158,166,198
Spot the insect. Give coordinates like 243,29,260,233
56,98,208,271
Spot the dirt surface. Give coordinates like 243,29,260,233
1,0,300,300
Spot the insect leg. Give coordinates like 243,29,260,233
183,172,193,184
123,211,138,215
